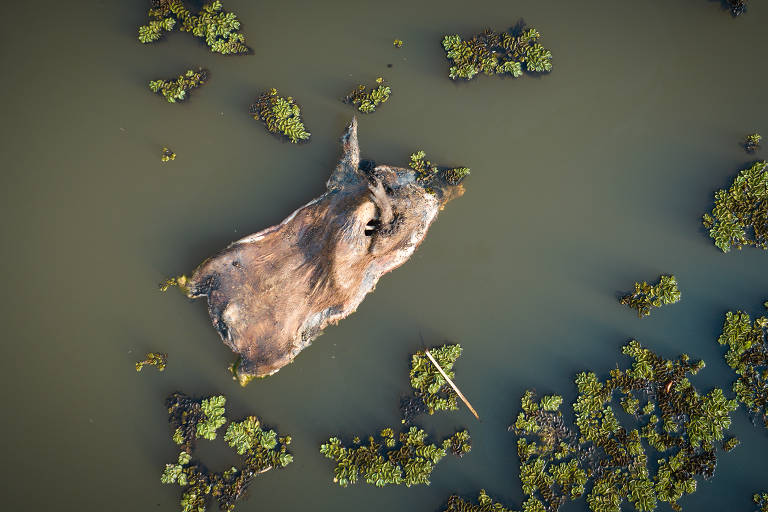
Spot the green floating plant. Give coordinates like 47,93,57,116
508,341,738,512
444,490,514,512
136,352,168,372
249,88,310,143
755,492,768,512
620,275,681,318
320,427,470,487
161,147,176,162
138,0,250,55
442,26,552,81
408,151,471,194
149,69,208,103
344,77,391,114
744,133,761,153
393,39,404,48
162,393,293,512
406,344,462,417
717,305,768,430
702,161,768,252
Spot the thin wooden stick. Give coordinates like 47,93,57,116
424,349,480,420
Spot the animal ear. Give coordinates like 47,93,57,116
327,118,362,190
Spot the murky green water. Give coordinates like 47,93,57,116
2,0,767,510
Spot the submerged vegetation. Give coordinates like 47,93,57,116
717,305,768,430
138,0,250,55
149,69,208,103
620,275,681,318
745,133,762,153
163,393,293,512
442,25,552,81
249,89,310,143
162,147,176,162
344,77,391,113
136,352,167,371
401,344,463,422
508,341,738,512
320,427,470,487
702,161,768,252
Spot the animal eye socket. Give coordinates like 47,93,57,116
364,219,381,236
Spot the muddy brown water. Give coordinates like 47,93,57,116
1,0,767,510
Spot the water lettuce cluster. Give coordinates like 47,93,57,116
344,77,391,114
702,161,768,252
162,393,293,512
136,352,168,371
405,344,462,419
393,39,404,48
319,427,470,487
162,147,177,162
508,341,737,512
442,26,552,81
149,69,208,103
717,305,768,430
620,275,681,318
249,89,310,143
744,133,761,153
138,0,250,55
408,151,471,194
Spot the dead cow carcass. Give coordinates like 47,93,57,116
174,119,466,384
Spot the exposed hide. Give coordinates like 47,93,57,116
182,119,466,384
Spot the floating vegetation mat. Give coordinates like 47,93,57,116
161,147,176,162
249,88,310,143
407,152,470,196
620,275,681,318
320,427,470,487
744,133,761,153
136,352,167,371
442,25,552,81
344,77,391,113
138,0,250,55
489,341,739,512
149,69,208,103
161,393,292,512
717,303,768,430
702,160,768,252
443,490,513,512
401,344,463,423
755,492,768,512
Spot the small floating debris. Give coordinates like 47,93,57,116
619,274,681,318
149,68,208,103
249,88,310,143
135,352,167,372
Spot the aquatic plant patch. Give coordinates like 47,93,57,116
443,490,514,512
408,151,470,195
620,275,681,318
162,393,293,512
403,344,463,421
149,69,208,103
161,147,176,162
442,26,552,81
249,88,310,143
508,341,738,512
744,133,761,153
136,352,167,371
702,161,768,252
717,304,768,430
344,77,391,114
320,427,470,487
138,0,250,55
